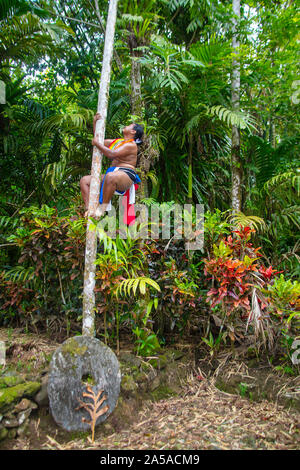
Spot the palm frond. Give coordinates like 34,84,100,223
207,105,257,132
42,155,67,194
3,265,36,284
264,170,300,196
116,276,160,299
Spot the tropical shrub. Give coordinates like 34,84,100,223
203,225,290,348
93,229,161,354
262,274,300,327
143,236,202,337
0,205,86,327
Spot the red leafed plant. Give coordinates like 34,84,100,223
203,225,283,346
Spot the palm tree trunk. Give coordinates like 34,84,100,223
82,0,118,337
231,0,242,213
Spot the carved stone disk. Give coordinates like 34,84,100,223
48,336,121,431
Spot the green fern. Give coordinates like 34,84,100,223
0,215,19,229
121,13,144,23
227,211,266,231
146,170,160,199
116,276,161,299
207,105,257,132
269,206,300,235
250,136,299,190
189,36,231,66
3,265,36,284
264,170,300,196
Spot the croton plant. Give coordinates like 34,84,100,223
203,225,299,347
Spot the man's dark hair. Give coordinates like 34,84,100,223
133,124,144,145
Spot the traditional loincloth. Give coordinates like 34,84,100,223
99,139,141,226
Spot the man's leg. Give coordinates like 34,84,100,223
80,174,104,217
80,175,91,213
95,170,133,217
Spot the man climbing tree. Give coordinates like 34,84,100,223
80,113,144,218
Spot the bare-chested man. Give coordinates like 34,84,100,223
80,113,143,217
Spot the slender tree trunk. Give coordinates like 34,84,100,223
94,0,123,73
82,0,118,337
231,0,242,213
130,55,143,116
187,132,193,203
269,57,276,148
128,32,158,201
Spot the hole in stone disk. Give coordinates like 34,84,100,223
81,373,96,386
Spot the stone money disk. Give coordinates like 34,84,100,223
48,336,121,431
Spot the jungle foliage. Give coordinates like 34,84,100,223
0,0,299,366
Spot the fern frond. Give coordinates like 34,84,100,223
4,265,36,284
0,216,19,229
227,211,266,231
121,13,144,23
146,170,160,199
264,170,300,196
207,105,257,132
116,276,160,299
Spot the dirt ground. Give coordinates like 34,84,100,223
0,328,299,451
39,379,300,451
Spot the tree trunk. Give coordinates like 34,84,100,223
128,33,154,200
231,0,242,213
187,132,193,203
130,54,143,117
94,0,123,73
82,0,118,337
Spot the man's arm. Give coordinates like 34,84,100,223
93,113,101,136
93,114,113,148
92,138,136,160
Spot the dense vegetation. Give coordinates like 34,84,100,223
0,0,299,371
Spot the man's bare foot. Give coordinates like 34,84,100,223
94,205,105,219
84,205,105,219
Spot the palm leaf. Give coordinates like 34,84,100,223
116,276,160,299
264,170,300,196
207,105,257,133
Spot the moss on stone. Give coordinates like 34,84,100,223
68,430,90,440
120,375,137,394
0,375,25,389
61,337,88,357
0,381,41,414
0,427,8,441
119,353,142,368
134,371,148,384
148,355,168,370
